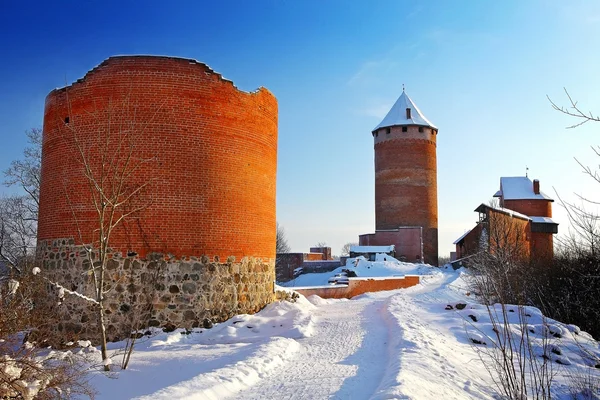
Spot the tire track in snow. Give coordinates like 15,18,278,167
239,296,390,400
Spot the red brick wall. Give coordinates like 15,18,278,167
305,253,324,261
293,275,421,299
503,199,552,218
487,210,531,261
276,253,305,281
531,232,553,262
373,130,438,265
309,247,331,260
456,224,484,259
39,56,278,260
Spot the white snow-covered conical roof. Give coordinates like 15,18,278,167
373,91,437,132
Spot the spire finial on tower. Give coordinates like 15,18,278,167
402,83,405,92
526,166,529,178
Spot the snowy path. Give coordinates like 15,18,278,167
91,264,599,399
372,273,494,399
240,295,391,400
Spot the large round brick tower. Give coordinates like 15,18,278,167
367,90,438,265
37,56,278,340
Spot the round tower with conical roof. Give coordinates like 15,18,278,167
371,91,438,265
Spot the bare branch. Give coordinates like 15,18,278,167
548,88,600,129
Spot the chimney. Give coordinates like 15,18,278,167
406,108,411,119
533,179,540,195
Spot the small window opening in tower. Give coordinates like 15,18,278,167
418,127,423,133
386,127,391,134
406,108,411,119
64,116,70,124
375,132,378,137
402,126,407,132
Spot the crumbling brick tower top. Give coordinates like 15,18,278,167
38,55,278,261
371,90,439,265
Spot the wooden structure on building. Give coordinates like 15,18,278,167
454,177,558,265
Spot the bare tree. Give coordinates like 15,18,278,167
0,272,95,398
548,88,600,129
38,96,157,371
0,128,41,274
118,263,162,370
544,89,600,338
340,242,358,257
470,209,533,305
314,241,327,248
276,222,291,253
469,214,555,399
4,128,41,206
0,196,37,274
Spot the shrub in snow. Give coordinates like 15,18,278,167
539,344,571,365
342,269,357,277
0,273,95,398
467,330,487,346
544,323,565,338
566,324,581,335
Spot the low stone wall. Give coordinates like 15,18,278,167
293,275,420,299
36,239,275,343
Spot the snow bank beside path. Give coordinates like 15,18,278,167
281,256,437,287
133,337,300,400
371,272,495,399
92,298,316,399
88,263,599,399
371,268,600,399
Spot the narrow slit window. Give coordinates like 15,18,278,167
402,126,407,132
64,116,70,124
406,108,411,119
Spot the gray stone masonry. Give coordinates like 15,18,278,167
36,239,275,344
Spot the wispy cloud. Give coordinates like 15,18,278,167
347,60,400,87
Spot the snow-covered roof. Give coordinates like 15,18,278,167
372,91,437,132
530,216,557,224
475,204,531,221
350,245,395,253
494,177,553,201
453,229,473,245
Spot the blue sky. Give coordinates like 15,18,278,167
2,1,600,257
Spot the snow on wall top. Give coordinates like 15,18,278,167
494,177,553,201
530,216,557,224
373,91,437,132
350,245,395,253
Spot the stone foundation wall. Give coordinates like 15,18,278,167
37,239,275,343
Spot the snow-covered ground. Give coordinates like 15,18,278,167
85,260,599,399
280,255,433,287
